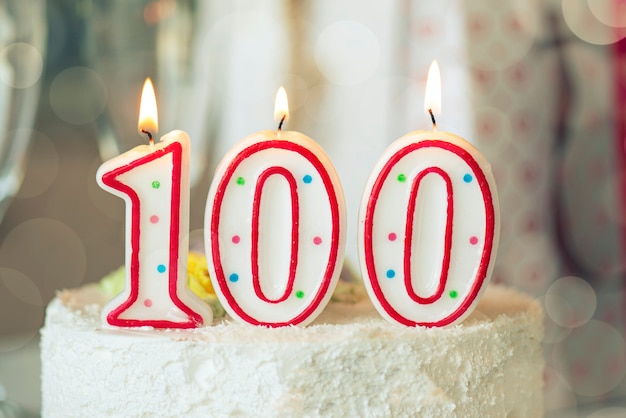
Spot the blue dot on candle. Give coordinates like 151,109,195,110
386,269,395,279
303,174,312,184
463,173,473,183
157,264,166,273
229,273,239,283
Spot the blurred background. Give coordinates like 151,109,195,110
0,0,625,416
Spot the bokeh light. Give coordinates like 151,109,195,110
0,43,43,89
315,21,380,86
544,276,596,328
553,320,626,397
49,66,107,125
562,0,625,45
587,0,626,28
0,218,87,293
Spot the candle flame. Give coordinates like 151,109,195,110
274,86,289,129
424,60,441,119
138,78,158,137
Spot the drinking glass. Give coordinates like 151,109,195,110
0,0,46,221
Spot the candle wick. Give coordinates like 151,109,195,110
277,114,286,132
141,129,154,145
428,108,437,130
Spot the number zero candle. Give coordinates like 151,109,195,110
205,87,347,327
358,61,500,327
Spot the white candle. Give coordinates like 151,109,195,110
358,61,500,327
97,78,212,328
205,87,346,327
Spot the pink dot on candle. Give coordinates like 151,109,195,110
232,235,240,244
469,236,479,245
313,236,322,245
388,232,397,241
149,215,159,224
144,299,152,307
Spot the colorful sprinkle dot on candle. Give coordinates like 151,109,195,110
157,264,166,273
303,174,312,184
295,290,305,299
397,173,407,182
386,269,396,279
151,180,160,189
313,236,322,245
388,232,397,241
469,236,479,245
149,215,159,224
236,177,245,185
229,273,239,283
449,290,458,299
144,299,152,307
232,235,241,244
463,173,473,183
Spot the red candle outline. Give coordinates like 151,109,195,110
100,141,205,328
210,139,342,327
403,166,454,304
363,139,496,327
251,166,300,304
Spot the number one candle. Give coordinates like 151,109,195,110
358,61,500,327
205,87,346,327
97,78,212,328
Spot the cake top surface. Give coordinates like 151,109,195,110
45,283,543,344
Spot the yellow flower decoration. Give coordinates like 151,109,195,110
187,252,215,298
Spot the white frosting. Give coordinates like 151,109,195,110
41,285,544,417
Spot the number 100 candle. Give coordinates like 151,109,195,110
358,61,500,327
205,87,346,327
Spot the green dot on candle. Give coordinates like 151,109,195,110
151,180,160,189
295,290,304,299
449,290,458,299
397,173,406,182
236,177,245,185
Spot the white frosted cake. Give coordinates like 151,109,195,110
41,280,544,417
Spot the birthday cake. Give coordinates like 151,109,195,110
40,258,544,418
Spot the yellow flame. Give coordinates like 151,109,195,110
138,78,158,136
274,86,289,125
424,60,441,117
